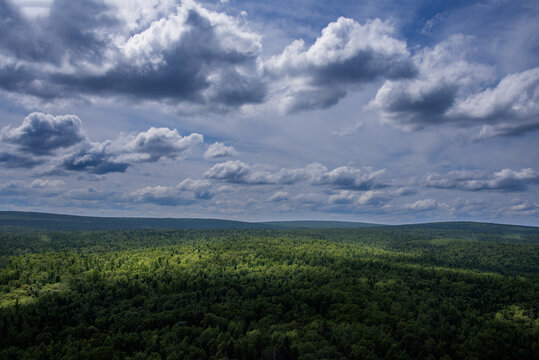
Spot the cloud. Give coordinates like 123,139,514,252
328,190,356,204
0,152,44,168
425,168,539,192
332,122,363,137
328,190,389,206
370,35,539,137
0,178,64,197
1,112,86,155
60,126,203,174
403,199,438,211
0,0,266,110
268,191,288,202
203,160,253,183
112,127,203,163
370,35,494,130
204,161,386,190
357,191,388,205
393,187,416,196
128,177,220,205
0,112,204,173
265,17,415,113
474,122,539,140
67,187,117,201
204,142,237,159
309,165,386,190
128,185,192,206
177,178,214,199
509,202,537,212
456,67,539,139
60,142,129,174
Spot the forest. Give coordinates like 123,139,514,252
0,224,538,359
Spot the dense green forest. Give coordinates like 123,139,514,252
0,225,538,359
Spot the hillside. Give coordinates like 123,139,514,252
0,211,272,231
1,211,537,233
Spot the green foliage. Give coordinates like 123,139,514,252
0,227,537,359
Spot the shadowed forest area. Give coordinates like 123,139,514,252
0,225,538,359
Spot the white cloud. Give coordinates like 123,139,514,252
426,168,539,192
204,160,386,190
370,35,494,130
1,112,87,155
265,17,414,113
268,191,288,202
403,199,438,211
204,142,238,159
113,127,203,163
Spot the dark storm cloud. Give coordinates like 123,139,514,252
0,1,266,110
1,112,86,155
425,168,539,192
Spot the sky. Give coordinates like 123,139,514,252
0,0,538,225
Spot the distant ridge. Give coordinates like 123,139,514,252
0,211,536,232
0,211,272,231
390,221,538,232
260,220,380,229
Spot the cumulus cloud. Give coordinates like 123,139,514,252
0,113,204,173
403,199,438,211
0,0,266,110
458,67,539,139
204,161,386,189
177,178,214,199
60,142,129,174
204,142,237,159
203,160,253,183
370,35,494,129
328,190,389,206
112,127,203,163
128,177,221,205
357,191,389,205
310,165,386,190
265,17,415,113
370,35,539,137
1,112,86,155
61,127,203,174
425,168,539,192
